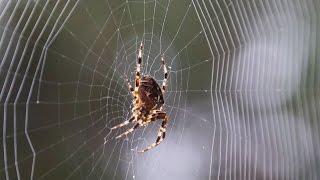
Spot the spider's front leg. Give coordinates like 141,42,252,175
111,116,136,130
111,104,145,130
115,122,141,139
138,112,168,153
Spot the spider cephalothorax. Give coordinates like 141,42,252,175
111,42,169,153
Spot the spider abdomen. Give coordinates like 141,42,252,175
138,75,164,110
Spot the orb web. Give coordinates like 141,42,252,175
0,0,319,179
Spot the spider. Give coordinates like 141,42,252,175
111,41,169,153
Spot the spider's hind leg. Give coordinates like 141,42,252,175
161,55,168,94
135,41,143,91
124,75,135,96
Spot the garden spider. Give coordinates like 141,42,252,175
111,41,169,153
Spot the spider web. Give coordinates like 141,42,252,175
0,0,319,179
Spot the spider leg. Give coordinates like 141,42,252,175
115,122,141,139
111,103,144,131
124,75,135,96
135,41,143,92
111,116,136,130
138,113,168,153
145,110,165,123
132,103,145,113
161,54,168,94
124,75,141,108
